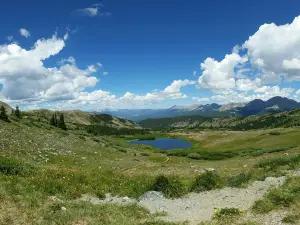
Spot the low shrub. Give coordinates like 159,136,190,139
282,214,300,224
0,156,35,176
152,175,186,198
187,153,201,160
213,208,243,220
252,199,276,214
190,172,224,192
140,152,150,156
227,172,252,188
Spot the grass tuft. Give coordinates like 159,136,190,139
227,172,252,188
0,156,35,176
152,175,186,198
190,172,224,192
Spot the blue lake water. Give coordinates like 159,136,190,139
128,138,192,150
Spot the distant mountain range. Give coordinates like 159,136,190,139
101,96,300,121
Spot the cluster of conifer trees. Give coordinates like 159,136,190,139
0,105,21,122
49,113,67,130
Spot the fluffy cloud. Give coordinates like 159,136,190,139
0,33,195,110
0,34,98,102
243,16,300,81
195,15,300,104
19,28,30,38
198,53,248,90
103,71,108,76
236,78,262,92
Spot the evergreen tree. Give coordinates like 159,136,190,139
15,106,21,119
50,113,58,127
58,114,67,130
0,105,9,122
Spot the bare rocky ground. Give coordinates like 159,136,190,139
77,175,292,225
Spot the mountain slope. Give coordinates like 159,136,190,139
139,108,300,130
104,96,300,121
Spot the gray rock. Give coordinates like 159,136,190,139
139,191,164,201
205,168,216,172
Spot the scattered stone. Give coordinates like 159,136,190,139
61,207,67,211
205,168,216,172
48,196,64,203
77,194,137,205
139,191,164,201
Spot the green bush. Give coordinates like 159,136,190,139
252,199,276,214
152,175,186,198
213,208,243,220
0,156,35,176
227,172,252,188
187,153,201,160
282,214,300,224
191,172,224,192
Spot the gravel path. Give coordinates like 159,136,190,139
138,177,286,224
77,176,288,224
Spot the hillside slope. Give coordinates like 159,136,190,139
139,108,300,130
25,109,140,129
0,101,14,114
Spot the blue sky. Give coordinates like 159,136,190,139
1,0,300,110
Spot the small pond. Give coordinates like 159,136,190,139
128,138,192,150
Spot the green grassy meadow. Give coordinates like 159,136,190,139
1,117,300,224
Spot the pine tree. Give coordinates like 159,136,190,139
58,114,67,130
15,106,21,119
0,105,9,122
50,113,58,127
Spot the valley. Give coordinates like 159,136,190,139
1,101,300,224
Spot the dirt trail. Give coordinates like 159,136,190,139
78,175,290,224
138,177,286,224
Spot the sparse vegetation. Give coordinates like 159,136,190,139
213,208,243,220
282,214,300,224
227,172,252,188
152,175,186,198
191,172,224,192
252,177,300,214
